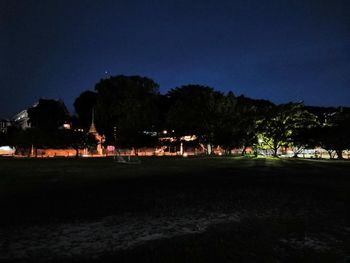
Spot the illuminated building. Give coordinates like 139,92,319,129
12,109,31,130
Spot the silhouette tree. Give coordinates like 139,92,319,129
212,91,239,154
55,129,98,157
317,111,350,159
74,91,97,129
27,99,70,131
12,128,50,157
166,85,225,154
94,75,160,151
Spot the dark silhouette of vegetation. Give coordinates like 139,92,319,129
166,85,225,153
316,111,350,159
73,91,97,129
2,74,349,159
55,129,98,157
68,76,350,159
93,75,160,149
27,99,70,131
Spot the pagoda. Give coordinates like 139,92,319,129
88,109,105,155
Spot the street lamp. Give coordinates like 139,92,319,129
113,126,117,160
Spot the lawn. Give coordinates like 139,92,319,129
0,156,349,262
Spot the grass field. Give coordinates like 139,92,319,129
0,156,349,262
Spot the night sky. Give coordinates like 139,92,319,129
1,0,349,118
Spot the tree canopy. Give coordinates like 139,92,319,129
9,74,347,159
93,75,160,147
258,102,318,156
27,99,70,131
74,91,97,129
166,85,225,149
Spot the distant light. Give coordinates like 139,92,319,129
181,135,197,141
63,123,71,129
163,130,168,135
183,152,188,157
0,146,15,155
218,152,222,156
0,146,15,151
107,145,115,152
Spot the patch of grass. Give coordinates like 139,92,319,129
0,156,349,262
8,217,347,263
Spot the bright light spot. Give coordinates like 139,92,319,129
258,138,263,144
0,146,14,151
181,135,197,141
107,145,115,151
218,152,222,156
163,130,168,134
0,146,15,155
183,152,188,157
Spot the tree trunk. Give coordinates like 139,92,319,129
241,146,247,156
293,147,303,158
327,150,334,159
336,150,343,160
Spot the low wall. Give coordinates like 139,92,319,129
31,149,84,157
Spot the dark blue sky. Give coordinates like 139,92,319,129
1,0,349,118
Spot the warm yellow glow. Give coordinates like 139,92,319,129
183,152,188,157
181,135,197,141
159,137,176,142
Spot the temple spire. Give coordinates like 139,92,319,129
89,108,97,134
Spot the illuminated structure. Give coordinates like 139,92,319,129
88,110,105,155
159,131,198,155
12,101,40,130
13,109,31,130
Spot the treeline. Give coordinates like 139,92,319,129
1,75,350,158
1,99,97,157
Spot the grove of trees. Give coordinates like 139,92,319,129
1,75,349,158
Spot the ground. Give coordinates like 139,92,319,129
0,156,349,262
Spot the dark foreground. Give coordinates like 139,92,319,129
0,157,349,262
